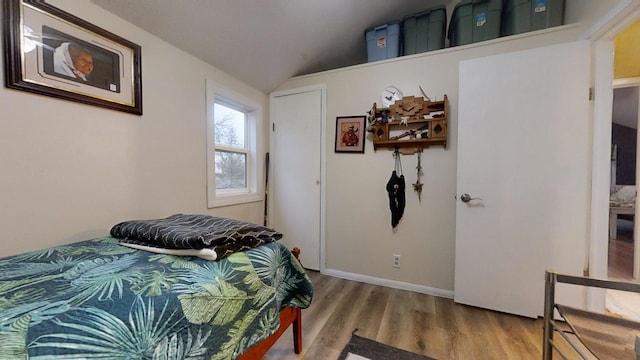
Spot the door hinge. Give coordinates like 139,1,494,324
589,87,594,101
272,123,275,132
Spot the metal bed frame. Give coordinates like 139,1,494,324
543,270,640,359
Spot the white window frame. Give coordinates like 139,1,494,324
206,80,263,208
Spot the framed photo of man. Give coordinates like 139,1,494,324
335,116,365,153
3,0,142,115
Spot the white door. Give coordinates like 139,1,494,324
455,41,591,317
269,86,324,270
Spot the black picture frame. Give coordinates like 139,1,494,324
3,0,143,115
335,115,365,153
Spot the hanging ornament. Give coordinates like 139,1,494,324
412,151,423,202
386,149,406,228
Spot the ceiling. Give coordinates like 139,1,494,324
91,0,447,93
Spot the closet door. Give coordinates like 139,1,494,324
269,86,324,270
455,41,590,317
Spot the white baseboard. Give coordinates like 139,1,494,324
321,268,454,299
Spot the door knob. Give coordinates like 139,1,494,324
460,193,481,203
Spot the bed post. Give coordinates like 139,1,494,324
543,270,556,360
292,246,303,353
293,307,302,353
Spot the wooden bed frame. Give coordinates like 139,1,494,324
237,248,304,359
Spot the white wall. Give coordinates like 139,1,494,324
613,87,639,129
565,0,629,30
275,26,585,293
0,0,269,257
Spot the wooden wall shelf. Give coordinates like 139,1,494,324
368,95,448,153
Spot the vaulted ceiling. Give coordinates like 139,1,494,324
91,0,447,93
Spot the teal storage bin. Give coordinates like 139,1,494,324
365,22,401,62
402,6,447,55
502,0,565,36
448,0,503,47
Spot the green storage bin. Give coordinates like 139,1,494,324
502,0,565,36
448,0,503,47
402,6,447,55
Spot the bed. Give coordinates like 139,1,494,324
609,185,636,240
0,214,313,359
543,270,640,359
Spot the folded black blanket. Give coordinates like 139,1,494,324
111,214,283,260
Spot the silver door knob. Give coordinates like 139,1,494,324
460,193,481,203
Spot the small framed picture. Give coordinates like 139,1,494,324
335,116,365,153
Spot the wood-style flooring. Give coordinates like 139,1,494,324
263,233,633,360
608,223,634,280
265,270,557,360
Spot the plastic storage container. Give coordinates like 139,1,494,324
365,22,401,62
448,0,503,47
501,0,565,36
402,6,447,55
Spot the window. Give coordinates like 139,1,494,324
214,102,247,190
206,81,262,207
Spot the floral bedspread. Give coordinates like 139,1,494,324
0,237,313,359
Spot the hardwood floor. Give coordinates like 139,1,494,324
265,271,562,360
606,223,640,324
608,222,634,280
262,233,633,360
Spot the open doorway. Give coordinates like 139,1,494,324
606,18,640,321
608,86,638,280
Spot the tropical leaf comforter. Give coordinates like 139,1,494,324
0,237,313,359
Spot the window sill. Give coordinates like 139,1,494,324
208,192,262,208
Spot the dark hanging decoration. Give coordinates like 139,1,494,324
386,149,406,228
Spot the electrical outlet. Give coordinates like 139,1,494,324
392,254,400,268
